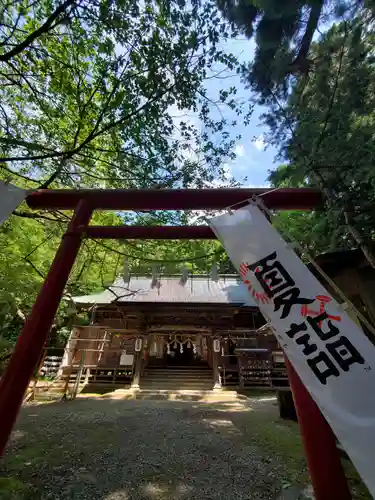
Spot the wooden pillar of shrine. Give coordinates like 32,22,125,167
131,337,144,389
212,335,221,390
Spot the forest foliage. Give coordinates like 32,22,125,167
268,16,375,265
217,0,375,264
0,0,244,347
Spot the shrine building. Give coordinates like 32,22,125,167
61,274,286,391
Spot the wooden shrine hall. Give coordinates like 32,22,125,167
62,274,281,390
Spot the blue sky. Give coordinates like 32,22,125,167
203,36,279,187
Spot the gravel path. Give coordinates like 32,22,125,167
1,397,306,500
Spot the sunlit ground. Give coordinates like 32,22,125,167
0,394,370,499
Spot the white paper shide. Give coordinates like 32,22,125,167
210,204,375,497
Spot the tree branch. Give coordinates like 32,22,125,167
38,83,176,188
0,9,23,48
0,150,66,162
81,83,176,150
13,210,64,223
0,163,40,183
24,257,46,278
0,0,75,62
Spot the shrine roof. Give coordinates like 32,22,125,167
71,275,257,308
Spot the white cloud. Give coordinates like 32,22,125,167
253,135,265,151
234,144,245,157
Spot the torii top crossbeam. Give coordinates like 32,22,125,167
27,187,322,210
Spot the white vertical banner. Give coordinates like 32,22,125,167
210,203,375,496
0,180,27,225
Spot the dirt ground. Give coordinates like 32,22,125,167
0,394,370,500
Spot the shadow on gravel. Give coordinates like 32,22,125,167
0,397,327,500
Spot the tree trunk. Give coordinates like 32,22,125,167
291,0,324,73
344,211,375,269
309,169,375,270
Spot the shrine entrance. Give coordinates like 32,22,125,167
147,334,209,368
167,336,194,366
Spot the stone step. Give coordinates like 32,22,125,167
144,375,211,379
143,375,213,382
142,374,212,380
140,384,214,390
144,376,211,379
142,378,213,384
141,378,213,387
144,370,212,378
140,378,213,384
137,389,235,396
145,369,212,374
143,380,212,385
147,365,210,369
142,366,214,391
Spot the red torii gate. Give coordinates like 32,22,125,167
0,188,351,500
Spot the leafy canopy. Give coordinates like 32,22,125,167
0,0,245,189
217,0,375,100
0,0,247,347
268,17,375,264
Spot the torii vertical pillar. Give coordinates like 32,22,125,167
285,357,352,500
0,200,92,456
